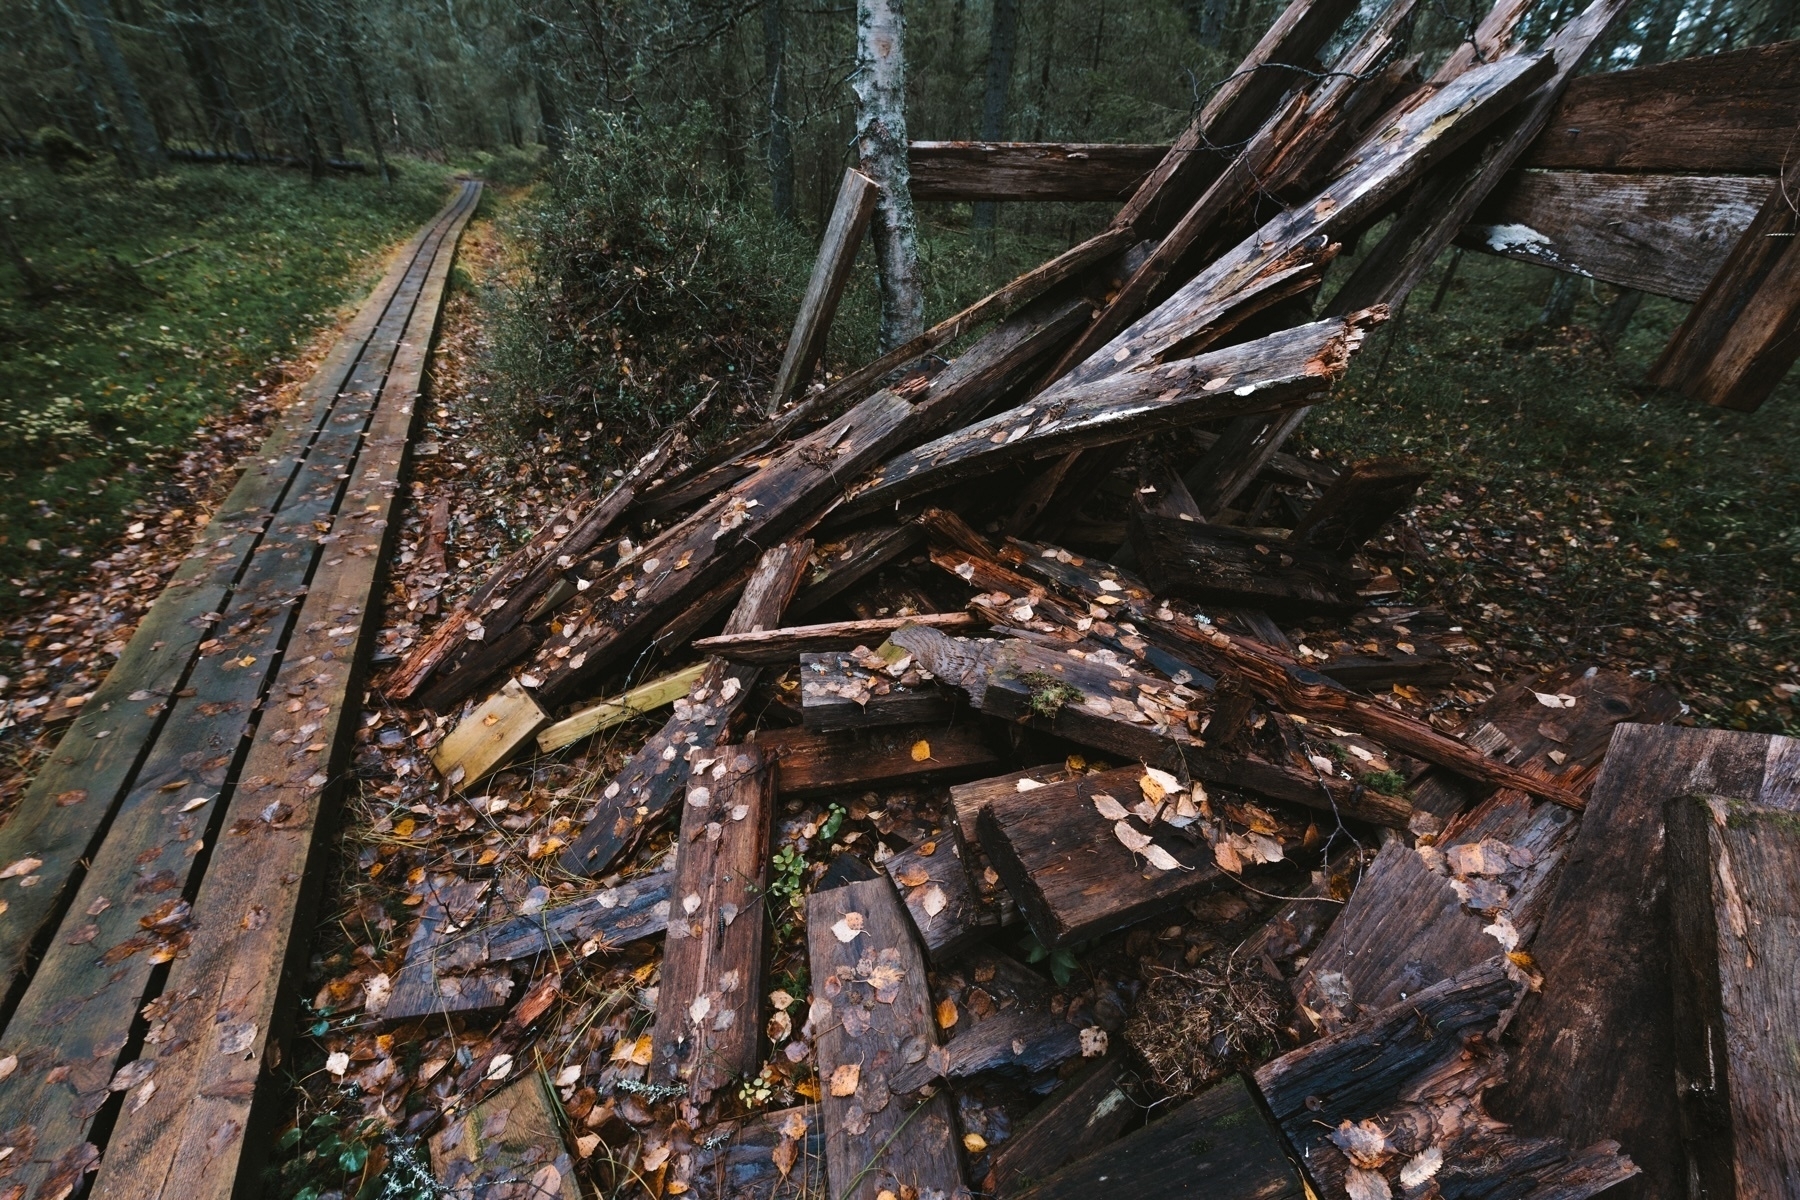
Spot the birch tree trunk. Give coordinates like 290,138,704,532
764,0,795,222
971,0,1019,252
854,0,924,350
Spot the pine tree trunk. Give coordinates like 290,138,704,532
41,0,134,173
524,13,564,156
72,0,164,174
854,0,923,350
763,0,795,222
971,0,1019,252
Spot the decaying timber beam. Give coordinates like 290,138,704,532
695,611,977,664
767,169,878,413
908,141,1167,201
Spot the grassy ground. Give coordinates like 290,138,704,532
1301,247,1800,733
0,156,459,615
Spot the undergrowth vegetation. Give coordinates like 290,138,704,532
1304,248,1800,733
0,156,454,613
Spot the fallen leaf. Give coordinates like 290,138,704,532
1139,767,1181,803
1080,1027,1108,1057
830,913,864,943
1091,792,1128,820
920,886,948,918
963,1133,988,1154
910,740,931,762
894,866,930,888
326,1051,350,1076
936,997,958,1029
1113,820,1152,855
1533,691,1577,709
771,1137,798,1180
1399,1147,1444,1188
0,858,43,880
1345,1166,1392,1200
828,1063,860,1097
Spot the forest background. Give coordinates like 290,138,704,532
2,0,1798,747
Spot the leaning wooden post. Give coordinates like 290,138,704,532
766,168,878,415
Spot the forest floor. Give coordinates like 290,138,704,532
0,171,1795,1199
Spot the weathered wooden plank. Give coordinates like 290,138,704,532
651,746,776,1103
1013,1075,1303,1200
883,832,982,962
800,650,955,732
839,314,1377,522
1489,725,1798,1199
769,169,878,411
984,1057,1136,1196
82,180,483,1200
684,1104,825,1200
1289,456,1430,557
908,142,1166,201
1522,40,1800,174
1129,514,1370,614
0,182,476,1014
1648,178,1800,412
431,1074,581,1200
557,541,811,877
1465,170,1772,302
977,765,1219,947
806,878,969,1200
754,724,1001,797
431,678,550,786
892,1005,1085,1093
383,877,514,1023
696,612,977,664
1667,791,1800,1199
787,526,922,620
534,663,709,754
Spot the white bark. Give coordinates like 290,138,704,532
854,0,924,351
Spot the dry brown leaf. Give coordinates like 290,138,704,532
828,1062,860,1097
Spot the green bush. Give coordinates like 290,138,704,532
486,109,826,465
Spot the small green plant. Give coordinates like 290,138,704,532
768,844,807,909
1361,769,1408,796
1020,933,1082,987
1022,672,1084,719
819,802,846,843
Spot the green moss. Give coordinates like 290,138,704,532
1022,671,1085,719
1361,769,1408,796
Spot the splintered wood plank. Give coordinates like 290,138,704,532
1012,1076,1303,1200
769,169,878,410
431,1074,581,1200
787,526,922,620
883,833,981,962
1464,171,1772,302
0,183,475,1004
1129,514,1369,614
431,867,671,973
840,309,1375,523
555,542,811,878
1489,725,1799,1199
686,1104,825,1200
490,292,1089,711
1666,792,1800,1199
908,142,1167,201
695,613,977,665
891,1005,1085,1094
432,678,550,786
383,877,513,1023
1288,456,1430,558
754,725,1001,797
86,180,483,1200
949,765,1081,846
985,1058,1136,1196
651,746,776,1103
534,663,709,754
1648,180,1800,412
1522,40,1800,174
807,878,969,1200
977,765,1218,947
799,651,955,732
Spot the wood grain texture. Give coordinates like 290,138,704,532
1289,456,1430,557
430,1074,581,1200
1012,1075,1303,1200
806,878,970,1200
1489,725,1800,1199
754,724,1001,797
1667,790,1800,1198
652,747,776,1103
383,877,514,1023
984,1057,1137,1196
1129,514,1369,614
1465,170,1772,301
769,169,878,409
882,832,983,962
685,1104,825,1200
799,651,956,732
1521,40,1800,174
908,142,1166,201
696,613,977,664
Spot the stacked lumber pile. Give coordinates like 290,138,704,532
364,4,1799,1197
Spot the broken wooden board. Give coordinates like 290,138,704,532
1288,456,1430,558
535,662,710,754
1464,170,1772,302
1648,176,1800,412
652,746,776,1104
431,1074,581,1200
1129,514,1369,614
1012,1075,1303,1200
977,765,1219,947
1521,39,1800,174
432,678,550,788
695,612,977,664
1667,791,1800,1198
883,832,983,962
799,650,956,731
839,312,1377,522
806,877,969,1200
769,168,878,411
984,1057,1138,1196
787,526,923,620
948,763,1082,847
892,1005,1087,1094
908,141,1167,201
754,724,1002,797
384,876,514,1023
557,541,811,878
684,1104,825,1200
1490,725,1800,1199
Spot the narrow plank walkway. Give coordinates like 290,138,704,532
0,178,480,1200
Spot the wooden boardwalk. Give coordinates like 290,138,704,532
0,179,480,1200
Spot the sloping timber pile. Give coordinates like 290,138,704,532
10,1,1800,1197
367,3,1800,1198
